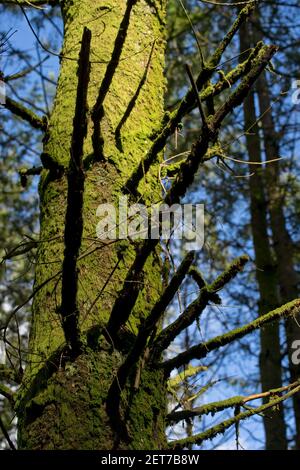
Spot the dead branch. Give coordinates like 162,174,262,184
60,27,91,352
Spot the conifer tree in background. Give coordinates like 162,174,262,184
239,3,300,448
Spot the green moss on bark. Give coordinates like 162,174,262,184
18,343,167,450
19,0,168,450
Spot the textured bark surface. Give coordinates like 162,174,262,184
239,26,287,450
17,0,168,450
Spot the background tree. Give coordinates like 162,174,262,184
161,0,300,449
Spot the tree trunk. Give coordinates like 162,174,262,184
17,0,168,450
239,25,287,450
256,70,300,449
252,14,300,449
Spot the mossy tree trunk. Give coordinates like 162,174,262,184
17,0,168,450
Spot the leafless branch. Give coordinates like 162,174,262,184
60,27,91,352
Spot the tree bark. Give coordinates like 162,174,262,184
17,0,168,450
239,25,287,450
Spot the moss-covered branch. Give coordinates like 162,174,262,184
188,266,206,289
124,2,256,195
212,48,278,127
124,40,263,195
4,97,47,131
163,45,277,207
168,381,300,449
161,299,300,374
167,381,300,425
151,256,249,357
60,27,91,352
200,41,263,104
208,1,255,68
210,255,249,291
